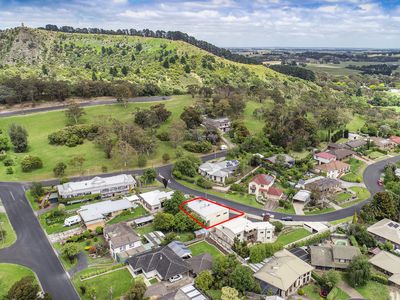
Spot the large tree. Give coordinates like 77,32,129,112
7,276,40,300
8,123,28,152
163,191,186,214
347,255,371,287
195,271,214,291
112,140,136,168
124,278,146,300
180,106,202,129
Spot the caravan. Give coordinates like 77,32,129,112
64,215,81,227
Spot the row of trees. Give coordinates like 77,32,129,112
0,77,162,105
42,24,257,64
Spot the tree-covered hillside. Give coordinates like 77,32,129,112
0,27,314,96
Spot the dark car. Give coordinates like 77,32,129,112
281,216,293,221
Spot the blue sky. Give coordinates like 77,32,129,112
0,0,399,48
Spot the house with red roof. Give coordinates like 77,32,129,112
248,174,284,200
389,136,400,145
313,152,337,165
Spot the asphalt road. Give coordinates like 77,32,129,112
0,182,80,300
0,95,171,117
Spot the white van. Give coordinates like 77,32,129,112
64,215,81,227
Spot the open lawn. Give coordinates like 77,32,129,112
276,228,311,245
275,203,296,214
39,208,80,235
302,283,322,300
341,158,366,183
106,205,148,225
329,216,352,225
327,287,350,300
0,263,37,299
176,179,263,208
73,267,134,300
0,212,16,249
135,224,155,236
304,207,336,215
242,100,271,135
354,281,390,300
367,151,386,160
0,95,196,181
335,192,352,203
346,115,366,132
188,241,222,259
341,187,370,208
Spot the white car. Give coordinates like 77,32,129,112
220,144,228,150
168,274,183,283
64,215,81,227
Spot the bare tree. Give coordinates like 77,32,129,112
65,103,85,124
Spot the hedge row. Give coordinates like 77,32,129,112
289,231,331,248
59,193,101,204
80,264,124,280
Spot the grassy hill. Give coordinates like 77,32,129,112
0,27,314,96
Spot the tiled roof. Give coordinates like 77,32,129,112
315,152,336,160
266,187,283,197
316,160,350,172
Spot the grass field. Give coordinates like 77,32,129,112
106,205,148,225
275,203,296,214
340,187,370,208
354,280,390,300
0,263,37,299
276,228,311,245
341,158,366,183
176,179,263,208
188,241,222,259
346,115,366,132
304,207,336,215
39,208,80,235
73,267,134,300
0,212,16,249
0,95,195,181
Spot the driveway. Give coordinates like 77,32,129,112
0,183,79,300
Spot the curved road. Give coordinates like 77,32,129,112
0,152,398,299
0,95,171,118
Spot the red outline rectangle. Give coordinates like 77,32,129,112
179,197,245,229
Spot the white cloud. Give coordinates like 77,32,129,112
119,10,159,18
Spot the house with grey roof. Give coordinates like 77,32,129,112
369,251,400,287
168,241,192,259
203,117,231,133
367,218,400,250
127,245,191,281
305,178,341,193
104,222,142,261
266,154,295,168
198,160,239,184
310,245,360,269
187,253,213,276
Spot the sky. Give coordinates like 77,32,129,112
0,0,399,48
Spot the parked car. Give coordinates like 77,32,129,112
169,274,183,283
377,179,384,186
220,144,228,150
281,216,293,221
64,215,81,227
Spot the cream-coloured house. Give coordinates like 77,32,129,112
186,199,229,227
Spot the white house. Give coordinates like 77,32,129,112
104,222,142,261
215,216,274,246
313,152,336,165
77,199,133,230
198,160,239,184
57,174,136,201
139,190,175,213
186,199,229,227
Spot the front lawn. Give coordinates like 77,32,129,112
276,228,311,245
341,158,366,183
176,179,263,208
135,224,155,236
304,207,336,215
73,267,134,300
367,151,385,160
0,213,16,249
106,205,148,225
0,263,37,298
302,283,322,300
354,280,390,300
335,192,352,203
275,202,296,214
188,241,222,259
327,287,350,300
25,190,40,211
39,208,80,235
341,187,370,208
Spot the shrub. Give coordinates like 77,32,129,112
3,157,14,166
162,153,170,163
21,155,43,172
371,273,388,284
48,124,98,147
6,167,13,174
230,183,247,193
137,155,147,167
183,141,212,153
53,162,67,177
80,286,86,295
298,289,305,296
157,132,170,141
95,226,103,235
196,177,213,189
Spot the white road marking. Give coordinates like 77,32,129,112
9,192,15,201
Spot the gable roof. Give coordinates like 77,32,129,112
315,160,350,172
127,246,190,280
328,149,356,160
266,187,283,197
345,139,367,149
78,199,133,223
187,253,213,275
250,174,275,186
367,218,400,245
315,152,336,160
305,178,341,191
369,250,400,276
310,245,360,269
167,241,192,258
104,222,140,248
254,249,314,291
